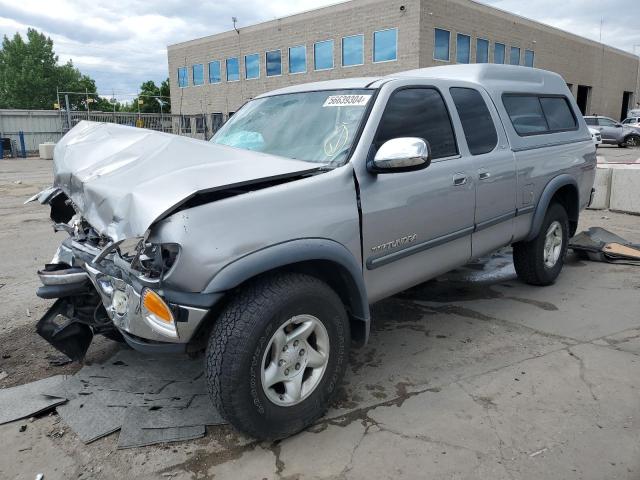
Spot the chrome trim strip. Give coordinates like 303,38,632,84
474,210,516,232
366,226,474,270
516,205,535,215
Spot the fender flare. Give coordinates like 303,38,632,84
525,174,578,242
202,238,370,340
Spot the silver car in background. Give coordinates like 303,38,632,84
585,115,640,147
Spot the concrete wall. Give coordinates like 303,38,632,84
167,0,421,117
418,0,638,120
167,0,639,119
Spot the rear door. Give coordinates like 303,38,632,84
356,85,475,302
448,86,516,257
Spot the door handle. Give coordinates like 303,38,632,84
453,174,467,186
479,171,491,180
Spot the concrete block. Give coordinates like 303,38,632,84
587,167,612,210
610,167,640,214
38,142,55,160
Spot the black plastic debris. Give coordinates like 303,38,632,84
36,299,93,361
569,227,640,266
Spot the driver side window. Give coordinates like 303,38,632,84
374,88,458,160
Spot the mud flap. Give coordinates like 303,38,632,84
36,298,94,361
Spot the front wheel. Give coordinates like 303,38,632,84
513,202,569,286
205,273,350,440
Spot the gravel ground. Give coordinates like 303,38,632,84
0,153,639,480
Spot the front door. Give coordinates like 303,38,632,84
597,117,622,141
356,86,475,303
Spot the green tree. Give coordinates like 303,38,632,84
129,79,171,113
0,28,125,111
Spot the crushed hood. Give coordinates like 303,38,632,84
52,121,320,241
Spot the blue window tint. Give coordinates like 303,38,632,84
314,40,334,70
456,34,470,64
245,53,259,79
342,34,364,66
476,38,489,63
524,49,535,67
192,64,204,85
288,45,306,74
208,61,221,84
433,28,450,61
373,28,397,62
226,57,239,81
177,67,188,88
510,46,520,65
494,43,505,64
266,50,282,76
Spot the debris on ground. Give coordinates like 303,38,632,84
0,371,8,381
570,227,640,265
0,350,226,448
0,375,67,425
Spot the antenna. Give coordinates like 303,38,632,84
232,17,239,34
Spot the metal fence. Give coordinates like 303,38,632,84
0,109,229,155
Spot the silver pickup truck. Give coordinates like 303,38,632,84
32,64,596,440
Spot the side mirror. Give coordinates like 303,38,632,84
369,137,432,174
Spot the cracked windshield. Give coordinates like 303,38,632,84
211,89,373,165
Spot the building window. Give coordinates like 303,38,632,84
211,113,224,134
208,61,221,84
433,28,450,61
177,67,188,88
226,57,239,81
456,34,471,64
192,64,204,86
494,43,505,64
342,34,364,66
510,47,520,65
314,39,334,71
289,45,306,74
245,53,260,79
373,28,398,63
266,49,282,76
476,38,489,63
524,49,535,67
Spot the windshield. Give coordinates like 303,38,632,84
211,89,373,165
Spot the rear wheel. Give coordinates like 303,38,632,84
205,273,350,440
513,202,569,286
623,134,640,148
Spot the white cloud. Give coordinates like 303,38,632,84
1,0,638,100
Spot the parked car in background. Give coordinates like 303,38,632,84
584,115,640,147
622,117,640,128
31,64,596,440
589,127,602,147
627,108,640,118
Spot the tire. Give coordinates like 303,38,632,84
205,273,350,440
513,202,570,286
624,135,640,148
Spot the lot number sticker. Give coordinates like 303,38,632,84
323,95,372,107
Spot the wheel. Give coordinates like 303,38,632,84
624,134,640,148
205,273,350,440
513,202,569,286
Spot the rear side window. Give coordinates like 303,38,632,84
375,88,458,159
503,95,578,136
585,117,597,126
539,97,577,131
450,87,498,155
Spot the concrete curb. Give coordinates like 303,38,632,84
588,164,640,214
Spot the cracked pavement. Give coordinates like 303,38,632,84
1,159,639,479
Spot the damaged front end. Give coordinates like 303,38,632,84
33,189,208,361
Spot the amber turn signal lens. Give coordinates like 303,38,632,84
142,289,174,324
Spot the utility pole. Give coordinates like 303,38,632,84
634,45,640,113
64,94,72,132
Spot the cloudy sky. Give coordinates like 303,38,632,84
1,0,639,100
